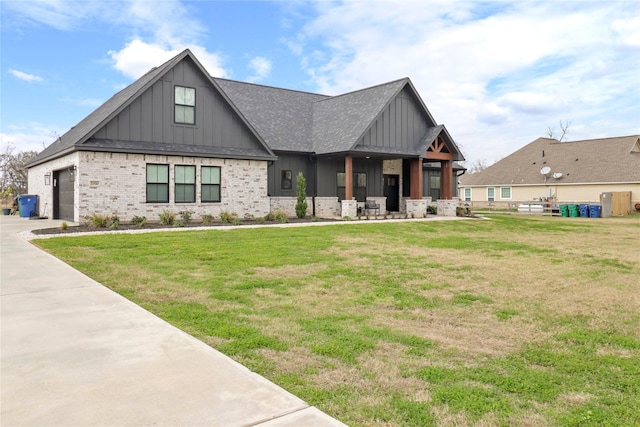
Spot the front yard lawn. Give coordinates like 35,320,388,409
35,215,640,426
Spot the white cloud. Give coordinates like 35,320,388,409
8,69,43,83
108,40,227,80
247,56,272,82
1,123,66,154
293,1,640,165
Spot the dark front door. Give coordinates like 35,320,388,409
53,169,74,221
383,174,399,212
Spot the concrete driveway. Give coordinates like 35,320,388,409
0,215,346,426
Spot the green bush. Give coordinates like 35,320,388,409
274,209,289,223
110,215,120,230
264,212,276,221
60,221,68,230
159,209,175,225
220,211,237,224
179,210,193,224
85,213,111,228
295,172,308,219
201,214,214,224
131,215,147,227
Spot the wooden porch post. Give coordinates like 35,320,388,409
345,155,353,200
410,159,423,199
440,160,453,199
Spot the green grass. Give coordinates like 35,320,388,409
34,215,640,426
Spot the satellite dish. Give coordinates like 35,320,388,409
540,166,551,176
553,172,563,179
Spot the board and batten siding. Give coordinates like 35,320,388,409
267,153,315,197
93,58,264,153
357,87,433,151
316,157,384,198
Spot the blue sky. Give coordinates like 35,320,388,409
2,0,639,167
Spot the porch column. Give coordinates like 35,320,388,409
440,160,453,199
410,159,423,199
345,155,353,200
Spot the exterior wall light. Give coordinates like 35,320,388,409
44,172,51,185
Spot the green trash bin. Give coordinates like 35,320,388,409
559,205,569,217
568,204,579,217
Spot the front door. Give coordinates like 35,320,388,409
383,174,399,212
53,169,74,221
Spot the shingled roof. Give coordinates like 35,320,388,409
459,135,640,186
28,49,461,166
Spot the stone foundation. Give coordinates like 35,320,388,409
341,199,358,218
437,198,459,217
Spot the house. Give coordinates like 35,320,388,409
458,135,640,208
27,49,464,222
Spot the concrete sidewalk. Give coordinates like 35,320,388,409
0,215,347,426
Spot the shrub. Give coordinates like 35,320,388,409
427,205,437,215
274,209,288,223
255,217,265,224
131,215,147,227
264,212,276,221
232,218,243,226
295,172,308,219
85,213,111,228
60,221,68,231
179,210,193,225
110,215,120,230
174,220,185,227
220,211,237,224
201,214,214,224
312,216,320,222
159,209,175,225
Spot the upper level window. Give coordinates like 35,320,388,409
175,165,196,203
175,86,195,125
500,187,512,199
281,170,292,190
146,164,169,203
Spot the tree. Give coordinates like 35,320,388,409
0,142,37,195
467,159,488,174
295,172,308,218
546,120,571,142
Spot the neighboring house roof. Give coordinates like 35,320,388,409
459,135,640,186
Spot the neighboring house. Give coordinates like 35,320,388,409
458,135,640,206
27,49,464,222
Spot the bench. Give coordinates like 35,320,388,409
364,200,380,215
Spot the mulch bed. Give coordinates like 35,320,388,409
31,217,342,236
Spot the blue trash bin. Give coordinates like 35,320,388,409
18,195,38,218
589,205,601,218
579,204,589,217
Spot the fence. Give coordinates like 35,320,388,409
460,200,587,216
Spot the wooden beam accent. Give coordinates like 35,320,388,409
425,151,453,161
440,160,453,199
345,155,353,200
410,159,423,199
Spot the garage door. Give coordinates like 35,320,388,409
54,169,74,221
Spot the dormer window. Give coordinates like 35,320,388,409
175,86,195,125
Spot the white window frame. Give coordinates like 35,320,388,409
487,187,495,202
464,187,472,201
500,187,512,200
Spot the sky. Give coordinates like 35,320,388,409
1,0,639,168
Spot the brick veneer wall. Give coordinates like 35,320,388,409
29,152,271,222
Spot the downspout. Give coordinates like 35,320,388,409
312,155,317,217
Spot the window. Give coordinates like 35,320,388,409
146,164,169,203
281,170,292,190
429,175,441,200
337,172,346,201
354,172,367,202
175,86,195,125
175,165,196,203
500,187,512,199
464,187,471,201
487,187,495,202
202,166,221,202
